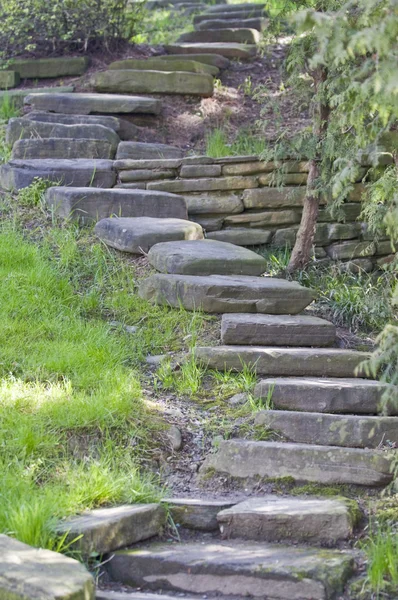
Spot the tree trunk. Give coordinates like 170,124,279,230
287,67,329,273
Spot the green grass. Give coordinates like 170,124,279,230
132,7,194,45
205,127,268,158
363,526,398,598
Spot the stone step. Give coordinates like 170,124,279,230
57,504,165,556
221,313,336,347
109,57,219,76
195,346,369,378
6,117,120,149
254,377,396,414
158,53,230,69
139,274,315,314
147,239,268,276
1,159,115,191
3,56,88,79
177,28,261,45
97,592,199,600
116,141,183,160
24,92,162,115
197,17,268,31
255,410,398,449
106,540,354,600
165,43,257,59
207,228,271,245
194,9,266,25
203,2,266,13
163,497,236,531
95,217,203,254
25,111,139,141
11,138,115,160
0,85,74,107
201,439,393,486
91,70,214,97
217,496,360,544
45,187,187,224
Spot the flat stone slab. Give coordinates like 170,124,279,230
46,187,187,224
0,85,74,106
254,377,396,415
107,540,354,600
147,175,258,193
243,186,306,208
184,191,244,214
116,141,183,160
91,70,214,97
159,53,230,69
147,240,267,276
195,346,370,377
194,9,266,25
165,43,257,59
207,228,272,245
163,498,236,530
178,28,261,45
24,92,162,115
11,138,114,160
97,592,199,600
202,440,393,486
139,274,315,314
221,314,336,347
109,58,219,76
95,217,203,254
57,504,165,555
197,17,268,31
217,496,359,544
255,410,398,449
0,534,94,600
5,56,88,78
1,159,115,190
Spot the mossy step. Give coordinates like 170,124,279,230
24,92,161,115
196,17,268,31
1,57,88,79
158,53,230,69
106,540,354,600
165,43,257,59
255,410,398,449
109,58,219,77
0,70,20,90
177,28,261,45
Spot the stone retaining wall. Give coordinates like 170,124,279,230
114,154,395,270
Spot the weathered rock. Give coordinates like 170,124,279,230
165,43,257,59
0,70,19,89
95,217,203,253
243,187,306,209
11,138,115,160
255,377,396,415
139,274,315,314
57,504,165,555
217,496,359,544
197,17,268,31
185,191,243,214
0,534,94,600
181,155,214,165
109,58,219,76
24,92,162,115
318,203,361,222
202,439,393,486
194,9,266,25
222,160,274,176
6,118,120,149
194,346,369,378
0,85,74,107
46,187,187,224
255,410,398,449
119,169,176,182
116,141,183,160
107,539,354,600
91,70,214,97
97,592,199,600
190,214,226,231
25,111,139,141
163,498,235,530
376,240,395,255
158,52,230,69
227,392,249,406
325,223,362,242
221,314,336,347
5,56,88,78
147,176,258,193
224,209,300,227
166,425,183,451
259,172,308,185
326,241,376,260
339,258,374,273
272,227,298,248
147,239,267,276
116,158,182,170
180,164,221,178
207,228,272,245
1,159,115,190
177,28,261,45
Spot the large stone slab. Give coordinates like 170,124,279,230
165,43,257,59
243,186,306,208
202,440,393,486
158,53,230,69
185,191,244,214
197,17,268,31
254,377,396,415
57,504,165,555
11,138,114,160
147,239,267,276
25,111,139,141
178,28,261,45
107,540,354,600
0,70,19,89
97,592,199,600
1,159,115,190
109,57,219,76
207,228,272,245
195,346,370,377
147,175,258,193
46,187,187,224
163,498,236,531
91,70,214,97
116,141,183,160
0,85,74,107
5,56,88,78
221,313,336,347
255,410,398,449
95,217,203,253
194,9,266,25
6,117,120,149
217,496,359,544
202,2,266,14
24,92,162,115
139,274,315,314
0,534,94,600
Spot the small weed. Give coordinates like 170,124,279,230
211,364,257,400
18,177,54,208
363,525,398,598
0,93,19,120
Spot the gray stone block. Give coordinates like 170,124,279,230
147,175,258,193
116,141,183,160
24,92,161,115
185,191,243,214
109,57,219,76
163,498,236,530
158,53,230,69
11,138,114,160
5,56,88,78
0,70,20,89
165,43,257,59
207,228,272,245
177,28,261,45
